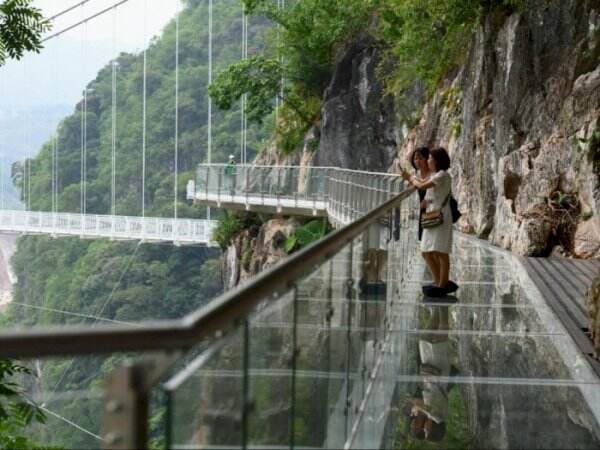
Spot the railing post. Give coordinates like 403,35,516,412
102,363,149,450
103,355,180,450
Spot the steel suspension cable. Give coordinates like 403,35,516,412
141,0,147,218
82,19,88,216
111,6,117,216
11,302,140,327
42,0,133,43
0,73,3,211
174,4,180,219
21,63,27,210
27,159,31,210
52,44,58,214
47,0,94,21
207,0,213,221
208,0,213,166
240,5,247,164
275,0,280,124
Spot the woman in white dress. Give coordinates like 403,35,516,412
401,148,457,296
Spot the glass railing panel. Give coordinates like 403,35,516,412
166,328,245,449
246,291,295,448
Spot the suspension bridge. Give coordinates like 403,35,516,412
0,1,598,450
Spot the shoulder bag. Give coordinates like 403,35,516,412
420,193,450,229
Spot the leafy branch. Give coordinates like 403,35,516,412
0,0,51,66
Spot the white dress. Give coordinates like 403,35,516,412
420,170,453,254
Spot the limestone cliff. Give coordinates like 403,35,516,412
222,216,301,290
395,0,600,257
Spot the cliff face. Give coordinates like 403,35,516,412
312,34,399,173
222,216,300,290
397,0,600,256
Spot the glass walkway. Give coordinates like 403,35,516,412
0,165,598,449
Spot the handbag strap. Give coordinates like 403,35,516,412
441,192,451,208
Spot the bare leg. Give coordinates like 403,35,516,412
436,252,450,287
422,252,440,285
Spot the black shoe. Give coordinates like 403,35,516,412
445,280,459,294
422,285,446,297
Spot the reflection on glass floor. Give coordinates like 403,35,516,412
165,231,600,450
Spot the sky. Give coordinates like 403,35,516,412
1,0,181,108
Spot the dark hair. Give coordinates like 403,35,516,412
429,147,450,172
411,147,430,170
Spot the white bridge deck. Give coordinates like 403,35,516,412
0,210,216,245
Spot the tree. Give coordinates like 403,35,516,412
0,359,56,449
0,0,50,66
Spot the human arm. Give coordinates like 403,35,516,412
400,168,436,190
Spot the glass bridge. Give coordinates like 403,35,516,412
0,164,598,449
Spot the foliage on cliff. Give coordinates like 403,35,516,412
211,0,530,137
210,0,375,152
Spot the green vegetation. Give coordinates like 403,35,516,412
213,211,244,249
0,0,49,66
379,0,525,94
209,0,531,153
284,218,329,253
210,0,375,153
0,359,56,450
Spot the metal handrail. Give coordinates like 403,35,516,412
197,163,399,177
0,187,413,359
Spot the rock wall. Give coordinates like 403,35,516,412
222,216,301,290
397,0,600,256
312,33,399,173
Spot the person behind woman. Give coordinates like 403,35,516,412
401,147,457,296
410,147,431,241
